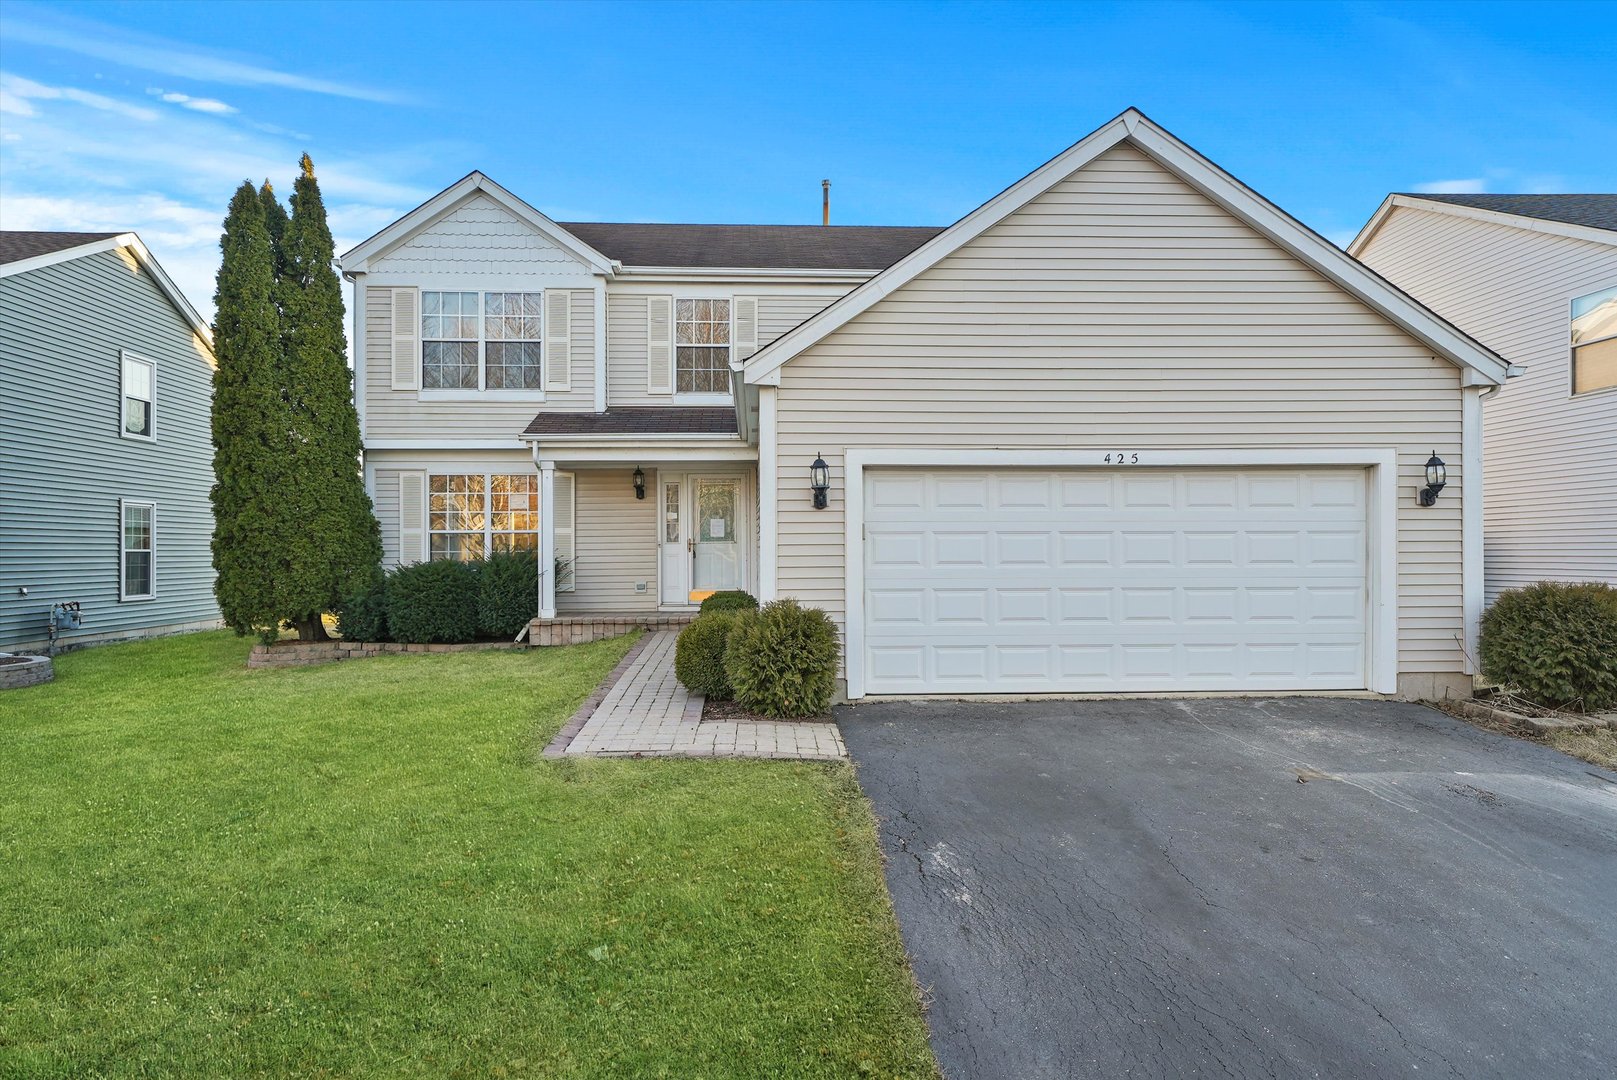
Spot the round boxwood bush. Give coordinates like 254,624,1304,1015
675,612,741,701
700,590,758,614
724,598,840,718
336,568,389,642
385,559,482,644
1479,581,1617,711
478,551,540,639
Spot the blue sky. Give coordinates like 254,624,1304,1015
2,0,1612,312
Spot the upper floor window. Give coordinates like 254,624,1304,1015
122,352,154,439
428,473,539,561
421,292,544,391
676,298,731,395
1571,285,1617,395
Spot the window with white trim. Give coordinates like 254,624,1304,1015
428,473,539,561
121,500,155,600
675,298,731,394
421,291,544,390
1572,285,1617,395
122,353,155,438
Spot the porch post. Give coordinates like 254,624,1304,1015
758,385,778,601
538,458,557,620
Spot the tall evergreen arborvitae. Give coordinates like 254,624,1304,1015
210,183,287,640
276,154,382,639
259,179,290,283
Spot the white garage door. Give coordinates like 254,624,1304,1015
862,468,1368,694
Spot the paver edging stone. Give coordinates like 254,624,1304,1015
541,634,655,758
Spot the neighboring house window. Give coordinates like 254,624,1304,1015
676,298,731,394
428,474,539,560
421,291,544,390
1571,285,1617,395
121,500,155,600
122,352,155,438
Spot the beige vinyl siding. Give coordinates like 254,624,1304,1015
607,287,850,406
606,293,656,406
772,141,1469,677
372,467,402,566
557,470,659,613
1357,207,1617,601
368,192,586,276
363,286,595,442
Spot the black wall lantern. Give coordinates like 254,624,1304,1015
633,466,646,500
810,453,831,510
1418,453,1446,506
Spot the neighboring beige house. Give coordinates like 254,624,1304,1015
341,109,1512,701
1352,194,1617,605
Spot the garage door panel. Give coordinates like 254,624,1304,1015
864,467,1369,694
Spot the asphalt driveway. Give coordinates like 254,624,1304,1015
838,697,1617,1080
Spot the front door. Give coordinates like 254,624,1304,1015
691,476,743,594
659,473,749,605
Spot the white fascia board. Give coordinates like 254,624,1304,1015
366,439,529,450
1353,194,1617,255
530,442,757,465
0,233,214,348
745,107,1510,388
339,171,618,276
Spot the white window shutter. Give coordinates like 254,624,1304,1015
398,471,426,564
390,288,420,391
646,295,673,395
734,296,759,360
544,289,572,392
554,471,576,592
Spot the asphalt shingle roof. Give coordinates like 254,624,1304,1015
0,230,122,266
522,407,738,438
555,222,944,270
1400,194,1617,233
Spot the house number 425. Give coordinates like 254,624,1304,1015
1103,452,1140,465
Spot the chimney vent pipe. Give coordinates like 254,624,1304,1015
821,179,831,226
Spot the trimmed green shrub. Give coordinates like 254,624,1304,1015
336,569,389,642
479,551,540,639
700,590,758,615
675,612,741,701
724,599,840,718
1479,581,1617,711
385,559,481,644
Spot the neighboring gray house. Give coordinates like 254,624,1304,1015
0,231,221,650
1353,195,1617,602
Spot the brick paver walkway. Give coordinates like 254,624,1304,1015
551,631,846,760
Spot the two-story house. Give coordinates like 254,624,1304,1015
0,231,221,650
1352,194,1616,602
342,109,1514,701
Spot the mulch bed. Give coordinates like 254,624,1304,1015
701,697,833,724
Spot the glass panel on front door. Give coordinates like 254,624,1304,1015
693,479,740,591
664,482,680,543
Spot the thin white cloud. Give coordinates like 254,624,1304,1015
0,72,159,121
1412,178,1488,194
4,6,405,104
150,88,239,115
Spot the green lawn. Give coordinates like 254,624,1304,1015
0,632,935,1079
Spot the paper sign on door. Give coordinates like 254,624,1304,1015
708,518,725,539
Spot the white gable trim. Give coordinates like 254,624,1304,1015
742,108,1511,388
1351,194,1617,256
339,172,619,276
0,233,214,347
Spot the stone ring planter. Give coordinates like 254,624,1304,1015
0,653,54,689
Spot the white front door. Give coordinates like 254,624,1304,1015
862,467,1369,694
659,473,749,605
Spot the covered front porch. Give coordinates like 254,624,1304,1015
524,408,759,627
